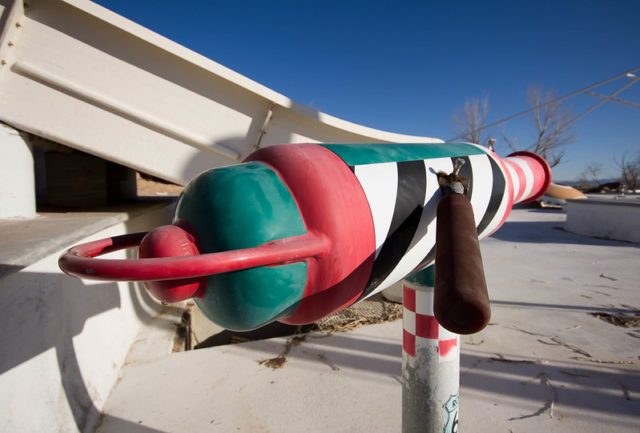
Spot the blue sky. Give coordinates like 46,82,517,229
95,0,639,181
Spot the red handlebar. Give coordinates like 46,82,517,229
58,230,331,282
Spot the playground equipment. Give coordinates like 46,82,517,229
59,142,550,334
59,141,550,432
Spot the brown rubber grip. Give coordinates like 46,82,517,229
434,193,490,334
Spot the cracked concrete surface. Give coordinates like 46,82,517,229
96,207,640,433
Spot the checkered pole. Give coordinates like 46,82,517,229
402,265,459,433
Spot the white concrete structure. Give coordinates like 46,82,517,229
0,202,175,433
0,1,443,432
565,197,640,243
0,123,36,218
0,0,439,187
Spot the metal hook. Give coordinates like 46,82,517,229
452,158,465,176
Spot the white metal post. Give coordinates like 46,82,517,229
402,265,460,433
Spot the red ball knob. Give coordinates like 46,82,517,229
138,225,206,303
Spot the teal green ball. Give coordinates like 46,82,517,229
174,162,307,331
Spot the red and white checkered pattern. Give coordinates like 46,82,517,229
403,284,459,362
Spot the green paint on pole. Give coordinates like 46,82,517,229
406,265,435,287
322,142,486,166
174,162,307,331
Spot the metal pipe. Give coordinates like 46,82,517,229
403,266,459,433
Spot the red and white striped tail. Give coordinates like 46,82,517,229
402,285,459,363
501,151,552,204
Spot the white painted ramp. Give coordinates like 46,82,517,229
0,0,441,185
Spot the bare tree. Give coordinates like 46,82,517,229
504,85,575,167
615,151,640,193
451,95,489,144
577,162,602,186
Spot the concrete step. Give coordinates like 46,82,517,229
96,322,402,433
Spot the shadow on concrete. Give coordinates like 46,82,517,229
298,333,640,424
194,321,315,349
231,327,639,426
0,264,25,279
1,270,112,431
460,351,640,426
0,268,171,432
264,329,638,426
490,219,638,247
305,331,401,358
93,416,168,433
490,299,633,315
296,332,402,376
0,273,119,377
224,328,403,378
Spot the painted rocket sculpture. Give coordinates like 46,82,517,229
59,143,551,333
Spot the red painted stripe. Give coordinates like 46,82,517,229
507,152,552,203
489,153,514,235
439,338,458,358
403,286,416,312
248,144,375,325
403,329,416,357
504,159,527,202
416,314,439,339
